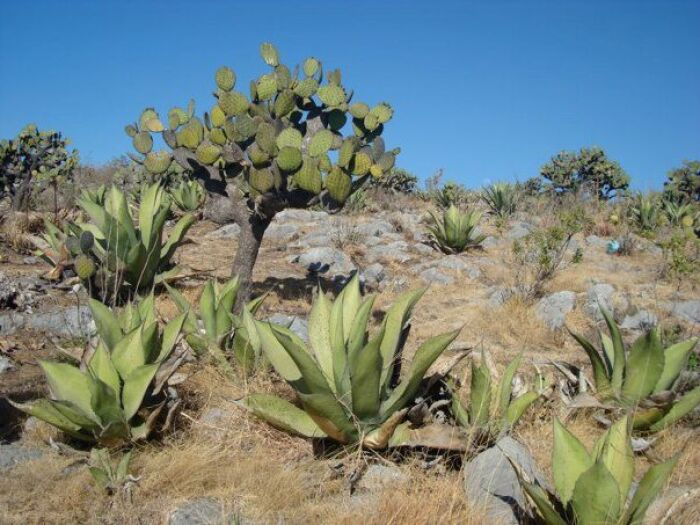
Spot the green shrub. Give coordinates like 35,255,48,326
426,205,486,254
481,182,518,219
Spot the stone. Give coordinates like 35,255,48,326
436,255,468,271
0,443,43,471
294,231,332,248
663,300,700,325
0,305,93,338
410,243,434,256
355,464,409,493
620,310,658,331
0,355,14,374
266,314,309,342
463,436,548,525
489,287,514,307
290,247,356,276
206,223,240,239
275,209,328,223
168,498,225,525
505,222,533,240
365,242,411,264
419,268,454,285
264,223,300,243
585,282,628,320
536,291,576,329
362,263,386,288
0,271,42,311
481,236,501,249
355,219,395,237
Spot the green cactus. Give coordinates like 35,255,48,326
250,167,275,193
427,205,487,254
325,166,352,203
218,91,249,117
143,151,172,174
195,142,221,165
74,254,96,280
276,146,303,172
308,129,334,157
215,66,236,91
294,158,322,194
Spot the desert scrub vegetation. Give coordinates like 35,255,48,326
426,204,486,254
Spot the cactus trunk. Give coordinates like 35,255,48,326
231,213,271,312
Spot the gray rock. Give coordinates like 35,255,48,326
168,498,226,525
506,222,533,240
0,355,14,374
206,223,240,239
481,235,501,249
275,209,328,223
290,247,356,276
620,310,658,331
663,300,700,325
410,242,434,256
366,242,411,264
266,314,309,342
489,287,514,307
536,291,576,329
0,443,43,471
356,464,409,493
362,263,386,288
463,436,548,525
585,235,609,248
437,255,469,271
420,268,454,285
355,219,395,237
294,231,332,248
0,305,93,337
585,282,628,320
264,223,300,243
0,271,42,311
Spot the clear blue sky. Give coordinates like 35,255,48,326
1,1,698,190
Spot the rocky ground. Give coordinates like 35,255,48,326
1,203,699,524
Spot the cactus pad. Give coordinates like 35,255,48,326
176,119,204,149
303,57,320,77
74,255,96,280
168,107,189,129
218,91,249,117
209,127,227,146
249,167,275,193
338,138,357,168
349,103,369,119
144,151,172,174
275,127,303,150
276,146,303,172
275,65,292,90
256,123,278,154
260,42,280,67
294,157,322,194
308,129,334,157
195,142,221,165
318,154,332,173
274,90,295,118
370,164,383,178
326,109,347,131
124,124,138,138
211,105,227,127
317,85,345,107
351,151,372,176
370,103,393,124
256,74,278,101
363,113,379,131
139,108,163,132
294,78,319,98
79,231,94,253
248,143,270,167
232,114,258,141
215,66,236,91
133,131,153,154
378,152,396,172
325,167,352,203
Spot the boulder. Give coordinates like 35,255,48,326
168,498,226,525
362,263,386,289
536,291,576,329
266,314,309,342
585,282,628,320
419,268,454,285
275,209,329,223
620,310,658,331
264,223,300,243
505,222,533,240
206,223,240,239
663,300,700,325
290,247,356,276
0,355,14,374
355,219,395,237
0,443,43,471
365,242,411,264
0,305,93,337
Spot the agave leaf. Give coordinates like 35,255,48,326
649,385,700,432
451,388,471,428
654,338,698,393
88,299,122,351
40,360,97,421
231,307,261,371
520,481,567,525
380,329,460,420
621,329,665,405
52,399,103,431
246,292,267,314
111,327,147,379
116,450,133,480
138,183,160,246
329,289,350,400
552,418,592,505
599,416,634,509
346,295,375,358
256,321,302,383
569,330,613,397
8,399,92,440
498,353,523,419
365,408,408,449
350,331,383,419
469,359,492,426
241,393,327,438
89,377,126,431
108,186,138,245
136,294,156,326
199,281,217,338
622,454,679,525
341,273,362,340
601,332,615,374
308,288,335,392
297,392,356,443
570,461,621,525
217,276,240,317
601,307,626,395
122,363,159,420
160,213,195,263
88,342,121,396
378,287,427,393
89,466,110,488
157,311,186,362
78,195,110,236
271,324,333,395
504,391,539,429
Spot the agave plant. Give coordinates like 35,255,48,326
481,182,519,219
67,182,194,302
169,180,205,213
426,204,487,254
570,308,699,432
515,417,678,525
10,296,186,445
80,185,107,207
662,199,695,228
451,351,540,440
166,276,265,376
431,181,468,209
89,448,137,495
241,275,462,448
630,194,660,232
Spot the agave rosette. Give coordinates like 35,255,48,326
426,204,486,254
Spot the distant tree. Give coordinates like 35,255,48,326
540,146,629,200
368,167,417,193
663,160,699,203
0,124,79,211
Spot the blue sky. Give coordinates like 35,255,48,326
1,1,698,190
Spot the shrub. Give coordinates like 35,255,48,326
659,230,700,289
10,296,186,445
368,167,418,194
0,124,79,211
481,182,518,219
629,193,661,232
125,43,399,308
430,181,470,209
540,146,629,199
663,159,699,203
569,308,700,432
515,417,679,525
426,205,486,254
241,275,462,449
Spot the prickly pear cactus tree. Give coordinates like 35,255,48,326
126,43,399,306
0,124,79,211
